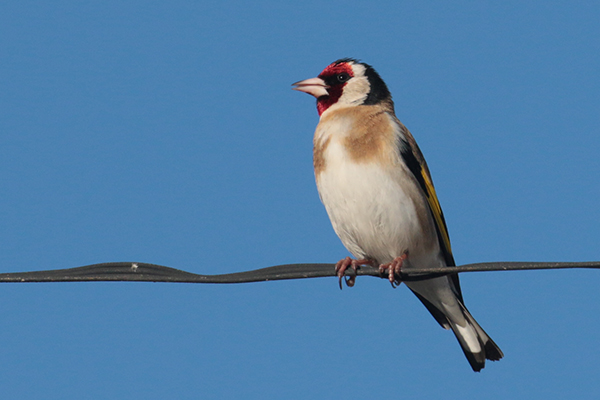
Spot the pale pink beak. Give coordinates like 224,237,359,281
292,77,329,98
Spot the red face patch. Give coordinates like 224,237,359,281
319,62,354,79
316,62,354,116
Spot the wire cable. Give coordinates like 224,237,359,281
0,260,598,284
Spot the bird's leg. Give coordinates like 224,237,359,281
379,251,409,288
335,257,373,289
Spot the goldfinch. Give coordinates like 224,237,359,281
293,58,503,371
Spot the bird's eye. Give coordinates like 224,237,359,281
336,73,350,83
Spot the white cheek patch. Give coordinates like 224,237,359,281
336,64,370,106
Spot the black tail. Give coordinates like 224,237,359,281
448,302,503,372
410,288,503,371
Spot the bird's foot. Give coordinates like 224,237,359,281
379,251,409,288
335,257,373,289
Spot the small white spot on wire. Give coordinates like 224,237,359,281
131,263,139,271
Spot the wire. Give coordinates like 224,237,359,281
0,260,598,284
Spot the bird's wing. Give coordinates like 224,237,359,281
396,121,463,300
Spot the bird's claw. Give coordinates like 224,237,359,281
379,251,409,288
335,257,371,289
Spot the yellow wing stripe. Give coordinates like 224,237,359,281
420,168,453,255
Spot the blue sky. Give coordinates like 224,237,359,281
1,1,599,398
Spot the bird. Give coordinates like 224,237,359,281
292,58,503,371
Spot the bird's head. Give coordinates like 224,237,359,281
292,58,391,116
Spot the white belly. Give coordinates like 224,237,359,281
317,140,432,265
